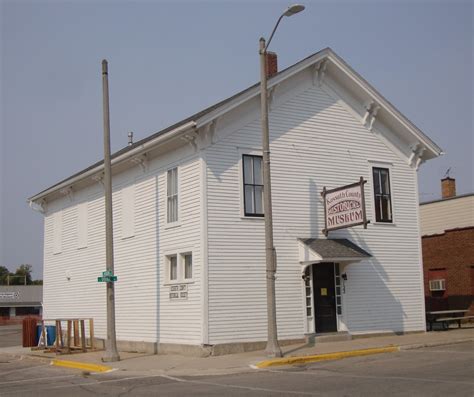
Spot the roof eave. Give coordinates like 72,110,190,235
29,120,197,203
325,50,443,158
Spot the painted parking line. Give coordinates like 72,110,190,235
4,374,168,395
7,372,321,396
0,363,50,376
0,374,77,386
263,367,474,386
161,374,322,396
401,349,474,355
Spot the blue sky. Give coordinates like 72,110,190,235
1,0,472,278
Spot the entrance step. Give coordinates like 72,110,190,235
305,332,352,344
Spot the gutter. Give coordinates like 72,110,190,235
29,121,197,204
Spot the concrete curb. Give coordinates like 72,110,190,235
399,338,474,351
51,359,113,373
255,346,399,368
254,337,474,369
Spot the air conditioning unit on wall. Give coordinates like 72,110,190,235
429,279,446,291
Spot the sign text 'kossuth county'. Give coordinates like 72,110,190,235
322,178,368,235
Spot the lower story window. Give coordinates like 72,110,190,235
168,255,177,281
166,252,193,283
184,253,193,280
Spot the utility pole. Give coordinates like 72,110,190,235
101,59,120,362
259,37,282,358
259,4,305,358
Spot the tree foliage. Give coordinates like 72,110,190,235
0,266,9,285
0,264,42,285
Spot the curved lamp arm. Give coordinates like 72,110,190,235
264,4,305,52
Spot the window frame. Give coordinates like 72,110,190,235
369,161,395,225
242,154,264,217
166,166,179,226
372,167,393,223
167,254,178,282
182,252,193,281
164,251,194,285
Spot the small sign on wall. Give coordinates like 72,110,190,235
0,292,19,300
169,284,188,300
321,177,369,236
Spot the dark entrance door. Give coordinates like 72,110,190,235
313,262,337,333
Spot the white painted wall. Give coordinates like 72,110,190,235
420,195,474,236
205,76,425,344
42,61,430,348
42,148,202,345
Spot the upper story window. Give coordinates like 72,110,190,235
243,155,264,217
167,167,178,223
372,167,392,223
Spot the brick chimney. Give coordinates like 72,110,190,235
441,177,456,199
266,52,278,78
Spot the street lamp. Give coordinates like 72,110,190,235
259,4,305,358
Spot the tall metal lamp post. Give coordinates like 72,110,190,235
260,4,305,358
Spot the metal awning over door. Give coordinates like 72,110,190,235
298,238,371,265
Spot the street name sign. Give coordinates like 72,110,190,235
97,270,118,283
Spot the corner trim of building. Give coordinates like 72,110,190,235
200,153,209,345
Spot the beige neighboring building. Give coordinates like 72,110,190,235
0,285,43,321
420,177,474,236
420,177,474,314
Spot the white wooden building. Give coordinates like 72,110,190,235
29,48,442,355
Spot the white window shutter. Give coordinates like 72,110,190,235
122,184,135,238
53,211,62,254
77,203,88,248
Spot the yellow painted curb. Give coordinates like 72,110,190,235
255,346,399,368
51,359,113,373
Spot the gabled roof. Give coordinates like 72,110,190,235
29,47,443,203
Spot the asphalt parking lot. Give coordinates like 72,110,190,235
0,342,473,396
0,325,21,348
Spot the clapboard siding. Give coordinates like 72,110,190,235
420,195,474,236
206,82,425,344
42,152,202,345
157,157,202,344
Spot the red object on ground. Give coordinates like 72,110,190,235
22,317,38,347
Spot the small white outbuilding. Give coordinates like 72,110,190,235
29,48,442,355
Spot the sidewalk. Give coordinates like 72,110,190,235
1,326,473,377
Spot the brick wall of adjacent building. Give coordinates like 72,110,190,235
422,226,474,314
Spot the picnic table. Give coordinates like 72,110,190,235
426,310,473,331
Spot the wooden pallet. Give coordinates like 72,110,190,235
34,318,98,354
